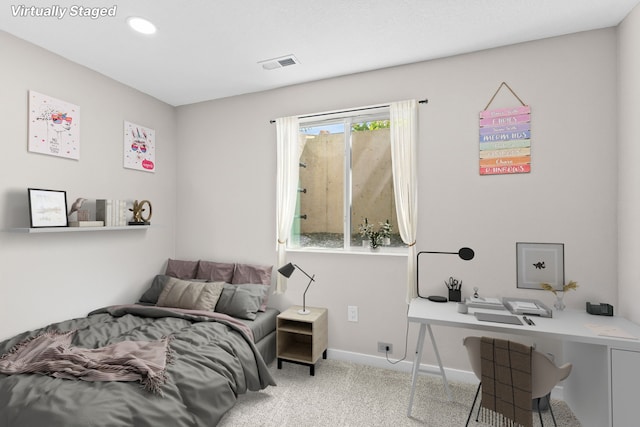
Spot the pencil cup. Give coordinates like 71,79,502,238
448,289,461,302
457,302,468,314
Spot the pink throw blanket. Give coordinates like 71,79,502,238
0,330,172,394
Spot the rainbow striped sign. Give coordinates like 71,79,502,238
479,105,531,175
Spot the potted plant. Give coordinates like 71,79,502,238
379,220,392,246
358,218,392,250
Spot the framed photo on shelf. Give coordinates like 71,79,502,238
516,242,564,290
28,188,68,228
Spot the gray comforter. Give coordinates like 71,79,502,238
0,305,276,427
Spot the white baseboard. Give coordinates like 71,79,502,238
326,348,564,400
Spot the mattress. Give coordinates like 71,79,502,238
237,307,279,364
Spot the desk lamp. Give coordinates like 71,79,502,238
277,263,316,314
416,247,475,299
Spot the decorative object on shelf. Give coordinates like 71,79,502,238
76,209,90,221
129,200,152,225
124,121,155,172
416,247,475,299
541,280,578,311
28,91,80,160
516,242,564,290
358,218,393,250
479,82,531,175
27,188,68,228
277,263,316,315
67,197,87,220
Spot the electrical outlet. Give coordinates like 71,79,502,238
348,305,358,322
377,341,393,354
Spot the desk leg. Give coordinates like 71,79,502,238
407,323,427,416
427,324,452,401
407,324,453,417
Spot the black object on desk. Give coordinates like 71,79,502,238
587,302,614,316
428,295,447,303
448,289,461,302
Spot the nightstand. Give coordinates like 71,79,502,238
277,306,328,376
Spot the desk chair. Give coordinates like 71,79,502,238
463,336,572,427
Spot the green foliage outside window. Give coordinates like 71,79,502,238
351,120,390,132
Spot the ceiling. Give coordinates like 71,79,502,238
2,0,639,106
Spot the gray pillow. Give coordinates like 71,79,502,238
230,263,272,311
215,283,269,320
157,278,224,311
139,274,172,304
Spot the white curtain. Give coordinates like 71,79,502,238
275,116,300,293
390,100,419,303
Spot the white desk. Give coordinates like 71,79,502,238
406,298,640,427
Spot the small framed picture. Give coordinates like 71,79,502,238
28,188,68,228
516,242,564,290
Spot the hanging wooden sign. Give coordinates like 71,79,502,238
479,83,531,175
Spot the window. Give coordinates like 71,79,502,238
288,108,403,250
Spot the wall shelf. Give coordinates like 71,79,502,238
8,225,150,233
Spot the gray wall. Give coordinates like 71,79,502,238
175,28,619,369
2,11,638,372
618,4,640,324
0,31,177,340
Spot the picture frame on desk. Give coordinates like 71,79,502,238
516,242,564,290
27,188,68,228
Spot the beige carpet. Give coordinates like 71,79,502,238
218,359,581,426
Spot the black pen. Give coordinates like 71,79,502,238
523,316,535,326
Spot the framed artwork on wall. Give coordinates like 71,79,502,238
28,188,68,228
28,91,80,160
516,242,564,290
123,121,156,172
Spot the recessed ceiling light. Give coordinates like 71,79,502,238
127,16,156,35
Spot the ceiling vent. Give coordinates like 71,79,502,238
258,54,300,70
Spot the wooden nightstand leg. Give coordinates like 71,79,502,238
310,364,315,376
277,358,282,369
322,349,327,359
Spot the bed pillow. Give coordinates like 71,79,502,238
139,274,173,304
157,277,224,311
231,263,273,285
196,261,235,282
215,283,269,320
164,258,199,279
231,263,273,311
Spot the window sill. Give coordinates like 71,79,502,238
285,246,408,257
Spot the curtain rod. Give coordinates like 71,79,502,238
269,98,428,124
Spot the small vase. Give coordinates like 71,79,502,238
369,236,380,250
553,292,566,311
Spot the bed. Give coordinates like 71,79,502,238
0,259,279,427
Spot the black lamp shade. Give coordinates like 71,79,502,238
278,262,296,278
458,247,475,261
